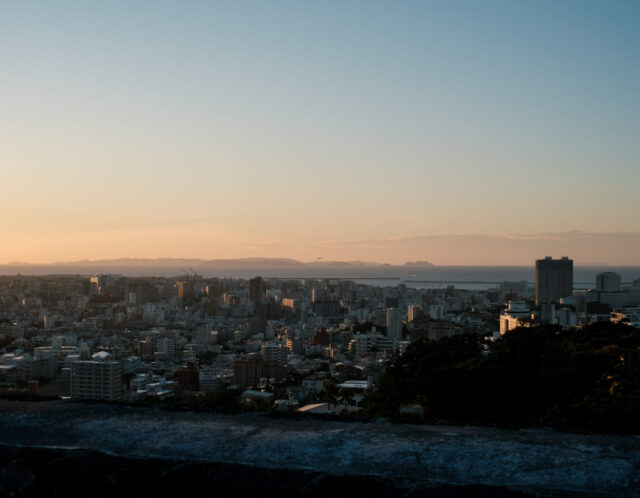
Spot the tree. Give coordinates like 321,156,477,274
338,388,355,411
318,380,339,412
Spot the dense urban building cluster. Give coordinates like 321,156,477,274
500,257,640,334
0,258,639,413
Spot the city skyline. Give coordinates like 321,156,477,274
2,1,639,265
2,3,639,495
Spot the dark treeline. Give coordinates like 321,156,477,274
363,322,640,433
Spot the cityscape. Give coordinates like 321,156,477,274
1,257,639,407
0,257,639,496
2,1,640,496
0,256,640,496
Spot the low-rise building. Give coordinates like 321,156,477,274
499,301,532,334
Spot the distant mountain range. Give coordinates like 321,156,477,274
3,257,434,269
0,257,437,278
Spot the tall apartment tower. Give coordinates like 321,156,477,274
386,307,402,340
535,256,573,305
249,276,264,305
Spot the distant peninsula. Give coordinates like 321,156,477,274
403,261,435,268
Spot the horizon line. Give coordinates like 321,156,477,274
1,256,639,268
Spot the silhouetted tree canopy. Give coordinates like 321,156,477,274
363,322,640,433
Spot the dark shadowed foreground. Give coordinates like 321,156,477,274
0,445,533,498
0,400,638,496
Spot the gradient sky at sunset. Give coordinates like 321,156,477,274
2,1,639,265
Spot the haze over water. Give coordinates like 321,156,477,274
3,261,639,291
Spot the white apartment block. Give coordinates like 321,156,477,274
71,356,123,401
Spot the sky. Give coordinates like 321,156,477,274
1,1,639,265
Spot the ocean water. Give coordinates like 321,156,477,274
291,266,634,286
2,264,639,291
348,266,640,291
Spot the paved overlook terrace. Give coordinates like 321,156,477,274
0,400,638,496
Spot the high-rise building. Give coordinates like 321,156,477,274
156,337,175,359
249,276,264,305
407,305,423,323
233,355,264,388
535,257,573,305
176,281,194,299
70,352,123,401
596,272,621,292
195,325,211,347
286,337,304,355
261,343,288,363
386,307,402,339
428,304,445,320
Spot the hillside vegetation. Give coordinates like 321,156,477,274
364,322,640,433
